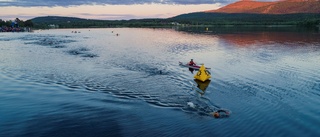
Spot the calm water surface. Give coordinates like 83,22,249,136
0,28,319,137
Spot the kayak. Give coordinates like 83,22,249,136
179,62,211,70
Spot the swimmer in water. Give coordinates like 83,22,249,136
212,109,230,118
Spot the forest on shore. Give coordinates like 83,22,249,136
1,13,320,30
0,18,34,32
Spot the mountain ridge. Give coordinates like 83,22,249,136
206,0,320,14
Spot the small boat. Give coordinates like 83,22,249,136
179,62,211,70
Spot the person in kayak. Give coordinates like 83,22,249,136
189,59,196,66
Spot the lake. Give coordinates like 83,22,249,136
0,27,319,137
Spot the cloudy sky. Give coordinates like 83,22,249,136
0,0,241,20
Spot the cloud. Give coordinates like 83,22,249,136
78,13,139,20
0,14,36,20
77,13,177,20
0,3,223,20
0,0,233,7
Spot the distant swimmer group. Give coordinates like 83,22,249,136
71,31,80,33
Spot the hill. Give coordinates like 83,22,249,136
31,16,113,28
170,12,320,26
31,16,88,24
31,16,169,28
31,11,320,29
207,0,320,14
170,0,320,27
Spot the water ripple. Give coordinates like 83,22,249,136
1,28,320,137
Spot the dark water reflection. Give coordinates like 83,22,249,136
0,28,319,137
176,26,320,46
220,31,320,46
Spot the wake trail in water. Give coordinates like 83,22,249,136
0,33,222,118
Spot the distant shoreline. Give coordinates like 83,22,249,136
28,13,320,29
1,25,318,33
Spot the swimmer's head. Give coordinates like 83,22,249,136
213,112,220,118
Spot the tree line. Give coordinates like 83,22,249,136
0,18,34,28
169,13,320,27
31,16,170,29
3,14,319,30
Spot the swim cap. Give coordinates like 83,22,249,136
213,112,220,118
